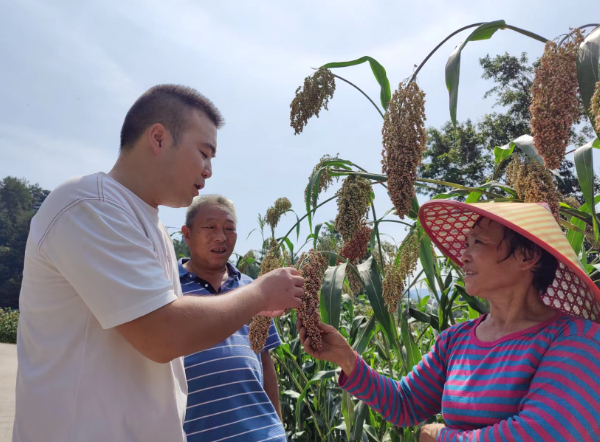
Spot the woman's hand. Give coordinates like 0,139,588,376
419,423,445,441
297,319,357,375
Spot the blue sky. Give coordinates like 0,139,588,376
1,0,597,256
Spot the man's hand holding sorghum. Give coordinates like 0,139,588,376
254,267,304,316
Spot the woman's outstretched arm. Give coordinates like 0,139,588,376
298,320,449,427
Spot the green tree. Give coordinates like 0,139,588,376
419,120,491,195
0,177,49,309
171,234,190,259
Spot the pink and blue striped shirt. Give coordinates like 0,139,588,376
339,313,600,441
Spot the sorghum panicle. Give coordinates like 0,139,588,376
382,81,427,219
290,67,336,135
373,241,397,269
295,250,327,350
265,197,292,230
259,243,284,276
591,81,600,134
334,175,372,243
249,243,286,354
237,250,256,274
340,224,372,263
563,196,581,210
506,157,561,221
249,315,272,354
530,31,584,170
382,233,420,312
304,154,341,202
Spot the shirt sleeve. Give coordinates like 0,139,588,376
40,200,178,329
262,319,281,352
437,334,600,442
339,330,449,427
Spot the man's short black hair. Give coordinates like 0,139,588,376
120,84,224,151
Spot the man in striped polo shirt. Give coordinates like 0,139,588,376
179,194,286,442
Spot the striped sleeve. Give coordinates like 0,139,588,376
262,320,281,352
438,334,600,442
339,331,449,426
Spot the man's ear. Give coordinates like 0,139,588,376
148,123,168,154
182,225,191,246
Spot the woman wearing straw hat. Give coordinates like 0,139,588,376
298,201,600,441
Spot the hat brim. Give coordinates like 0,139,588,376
419,200,600,323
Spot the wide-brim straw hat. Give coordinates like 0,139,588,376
419,200,600,323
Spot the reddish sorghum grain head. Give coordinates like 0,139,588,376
249,315,272,354
382,81,427,220
295,250,327,350
340,224,372,263
334,175,372,243
529,31,584,170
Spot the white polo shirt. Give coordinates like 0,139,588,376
13,172,187,442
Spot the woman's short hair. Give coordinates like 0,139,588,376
186,194,237,229
499,225,558,293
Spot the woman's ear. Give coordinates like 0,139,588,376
519,246,542,271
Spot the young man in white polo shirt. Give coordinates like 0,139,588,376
13,85,304,442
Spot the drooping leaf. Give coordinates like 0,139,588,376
356,258,399,352
465,191,482,203
511,134,545,165
323,56,391,110
408,307,440,331
351,315,377,355
576,26,600,120
454,283,489,314
418,229,438,296
341,390,354,441
313,222,323,249
400,306,423,371
351,401,369,442
320,263,347,330
363,424,381,442
295,369,339,426
408,196,420,220
566,195,600,255
305,167,325,233
445,20,506,126
494,141,515,164
574,140,599,241
294,212,301,241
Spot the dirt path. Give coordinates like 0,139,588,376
0,344,16,442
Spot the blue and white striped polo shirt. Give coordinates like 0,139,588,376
179,258,286,442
